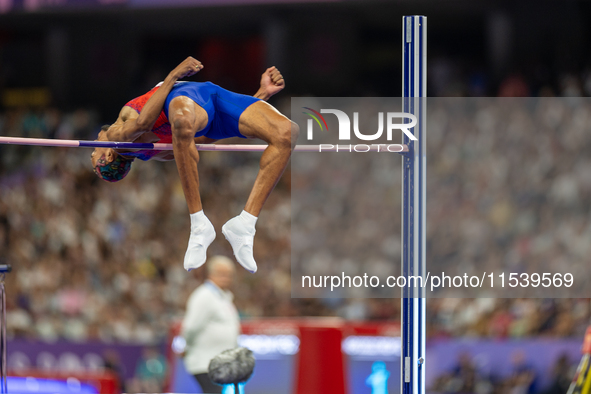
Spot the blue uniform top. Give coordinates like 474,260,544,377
121,81,261,161
164,81,261,140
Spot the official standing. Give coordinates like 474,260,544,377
181,255,240,393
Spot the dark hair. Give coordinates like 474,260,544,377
93,154,134,182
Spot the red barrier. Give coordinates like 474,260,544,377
296,321,346,394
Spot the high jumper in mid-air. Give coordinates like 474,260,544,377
91,56,298,273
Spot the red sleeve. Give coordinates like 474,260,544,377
124,86,170,131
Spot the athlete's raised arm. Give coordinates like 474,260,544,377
105,57,204,143
253,66,285,101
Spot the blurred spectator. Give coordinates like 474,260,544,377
103,349,126,393
543,354,572,394
450,352,477,393
430,352,547,394
498,74,530,97
365,361,390,394
132,347,167,393
509,351,538,394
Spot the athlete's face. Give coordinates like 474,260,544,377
91,125,120,167
90,147,117,168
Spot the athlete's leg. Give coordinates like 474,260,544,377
222,101,298,273
170,96,208,213
169,96,215,271
238,101,299,215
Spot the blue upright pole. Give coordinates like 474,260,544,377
0,264,11,394
402,15,427,394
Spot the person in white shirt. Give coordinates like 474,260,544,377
181,255,240,393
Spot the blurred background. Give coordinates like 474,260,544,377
1,0,591,393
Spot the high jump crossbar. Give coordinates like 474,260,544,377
0,137,408,153
402,15,427,394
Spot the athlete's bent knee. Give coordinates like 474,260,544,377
172,117,195,141
272,120,298,150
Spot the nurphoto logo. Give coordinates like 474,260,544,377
302,107,418,152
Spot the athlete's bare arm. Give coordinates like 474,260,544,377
102,57,204,143
253,66,285,101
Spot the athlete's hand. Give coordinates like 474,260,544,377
170,56,203,80
260,66,285,98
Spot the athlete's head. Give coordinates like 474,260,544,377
91,125,134,182
92,151,134,182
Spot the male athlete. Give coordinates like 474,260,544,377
91,57,298,274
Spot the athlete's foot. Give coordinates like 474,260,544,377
222,211,258,273
184,211,216,271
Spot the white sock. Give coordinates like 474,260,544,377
240,210,258,228
190,210,206,228
184,210,216,272
222,211,258,273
